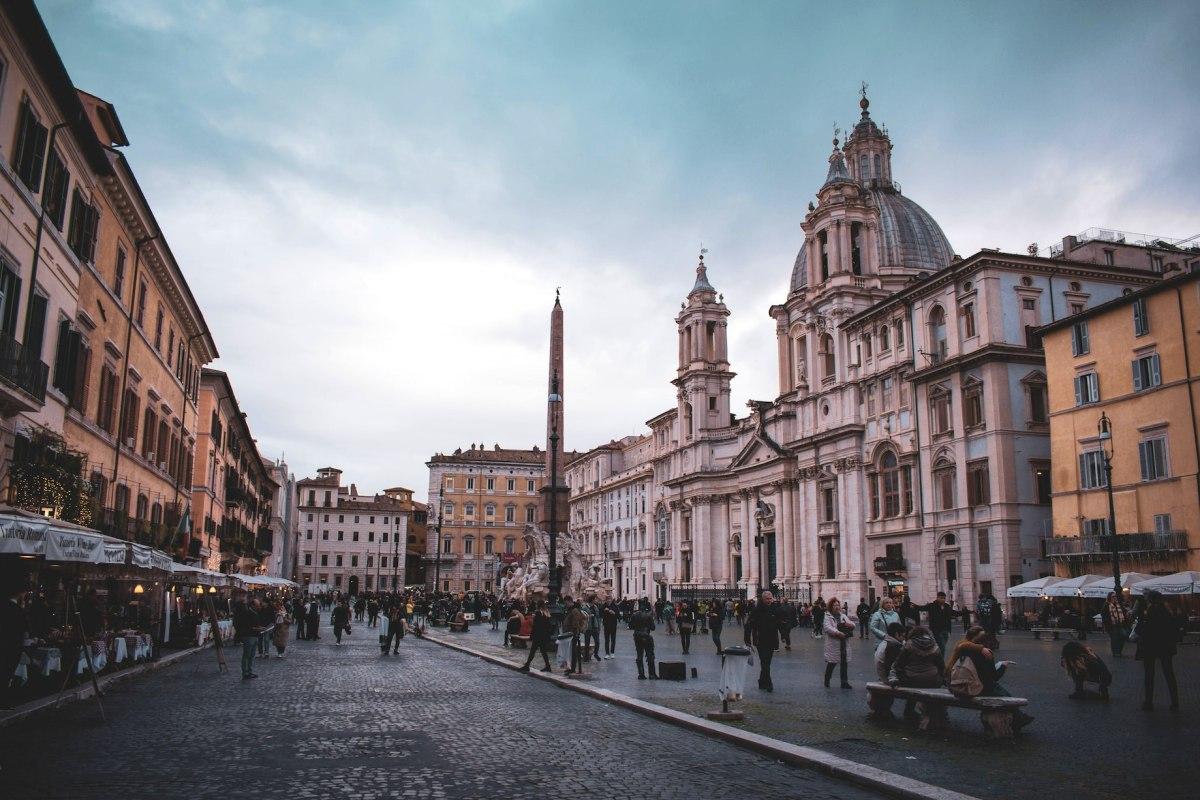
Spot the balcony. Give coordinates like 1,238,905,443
255,527,274,553
1045,531,1189,562
0,331,49,413
873,556,907,575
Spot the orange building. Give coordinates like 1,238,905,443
1040,267,1200,575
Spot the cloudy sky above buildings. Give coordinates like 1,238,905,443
40,1,1199,500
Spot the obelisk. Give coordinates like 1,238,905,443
540,290,569,601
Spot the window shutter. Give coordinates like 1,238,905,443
1074,376,1082,405
1132,360,1142,391
1139,441,1149,481
1151,354,1161,387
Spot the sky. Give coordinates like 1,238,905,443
38,0,1200,501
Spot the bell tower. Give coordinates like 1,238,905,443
841,83,893,187
673,250,734,440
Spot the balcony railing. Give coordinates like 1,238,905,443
1045,531,1189,560
0,331,49,405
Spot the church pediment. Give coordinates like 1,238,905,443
731,432,789,468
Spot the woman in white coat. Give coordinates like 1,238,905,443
823,597,858,689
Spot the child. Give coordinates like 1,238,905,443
1061,640,1112,700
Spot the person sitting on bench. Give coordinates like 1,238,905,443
450,611,469,632
948,626,1034,731
888,625,945,719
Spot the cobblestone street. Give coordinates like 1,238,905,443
0,629,887,800
429,619,1200,800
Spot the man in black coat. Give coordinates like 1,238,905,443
748,591,782,691
518,603,554,673
629,600,658,679
919,591,957,656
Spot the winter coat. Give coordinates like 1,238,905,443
564,606,588,635
921,601,956,633
889,633,945,688
748,602,782,649
1134,604,1184,660
869,609,901,642
874,635,904,681
271,611,291,648
823,611,858,663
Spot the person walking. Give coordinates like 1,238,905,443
601,601,619,660
383,603,404,655
869,597,901,643
748,592,782,692
822,597,857,689
293,597,307,641
1100,592,1130,658
975,592,1001,636
255,598,274,659
778,599,798,651
1134,590,1183,711
332,600,351,645
367,598,380,628
708,603,724,653
306,599,321,640
677,602,696,655
233,600,261,680
630,600,658,679
811,597,826,638
919,592,957,656
564,598,588,675
518,603,554,673
856,598,872,639
582,598,602,663
271,602,291,658
664,602,677,636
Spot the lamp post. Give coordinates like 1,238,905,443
433,485,445,595
548,372,562,605
1098,413,1124,610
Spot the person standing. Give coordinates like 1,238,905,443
856,598,872,639
822,597,857,689
518,603,554,673
708,603,724,653
1100,592,1130,658
271,602,291,658
869,597,901,643
0,588,28,709
920,592,957,656
748,592,782,692
332,600,351,645
811,597,826,638
367,598,380,628
564,598,587,675
601,601,619,660
1134,591,1182,711
582,597,602,663
306,599,321,640
975,592,1001,636
630,601,658,679
778,599,798,651
663,602,677,636
677,602,696,655
232,600,261,680
293,597,307,641
384,603,404,655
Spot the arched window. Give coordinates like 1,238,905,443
851,222,863,275
483,536,494,555
820,334,835,382
878,324,890,351
463,536,474,554
858,153,868,178
928,305,948,362
818,230,830,281
933,456,956,510
655,505,669,550
873,154,881,179
464,503,475,517
135,494,149,520
880,451,901,517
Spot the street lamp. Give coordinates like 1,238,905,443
548,371,562,605
1098,412,1124,611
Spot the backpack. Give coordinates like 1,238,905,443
949,655,983,698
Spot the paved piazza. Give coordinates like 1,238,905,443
0,631,886,800
427,621,1200,800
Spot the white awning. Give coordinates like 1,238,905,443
1006,576,1065,598
1078,572,1157,598
1130,571,1200,595
129,543,175,572
0,509,126,564
1043,575,1112,597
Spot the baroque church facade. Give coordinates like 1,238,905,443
566,93,1165,611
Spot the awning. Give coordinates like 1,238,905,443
230,574,297,588
1130,571,1200,595
171,563,232,587
1006,576,1064,598
129,543,175,572
1043,574,1111,597
1078,572,1157,598
0,508,126,565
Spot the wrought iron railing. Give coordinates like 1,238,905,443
0,330,49,403
1045,531,1188,559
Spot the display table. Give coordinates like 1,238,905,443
26,646,63,677
74,642,108,675
195,620,234,645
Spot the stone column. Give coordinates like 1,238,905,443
841,220,853,275
776,326,790,395
740,490,756,590
670,502,683,586
693,496,709,583
718,322,728,362
831,221,843,274
778,481,792,582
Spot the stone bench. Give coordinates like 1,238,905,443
866,682,1029,739
1031,627,1082,640
448,622,469,633
509,634,530,649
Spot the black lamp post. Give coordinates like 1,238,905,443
1098,413,1125,610
548,372,562,605
432,485,445,595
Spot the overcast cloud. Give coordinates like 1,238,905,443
39,0,1200,499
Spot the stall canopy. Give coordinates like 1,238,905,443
1078,572,1156,598
230,574,297,589
1007,576,1065,598
1044,574,1111,597
0,506,126,564
171,563,233,587
1130,571,1200,595
129,543,175,572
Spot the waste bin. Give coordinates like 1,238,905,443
554,633,574,669
718,645,752,703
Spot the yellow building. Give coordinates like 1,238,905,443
1040,268,1200,576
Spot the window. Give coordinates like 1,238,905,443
525,505,536,523
485,503,495,517
963,380,984,429
337,531,343,541
467,477,475,490
335,555,343,567
961,303,976,338
895,319,904,348
928,306,947,362
350,555,358,567
851,222,863,275
113,246,127,300
881,376,894,410
504,537,515,554
1074,372,1100,406
866,382,876,417
1133,297,1149,336
1033,463,1051,504
443,502,453,519
527,479,534,492
352,531,359,542
1085,518,1111,537
367,531,373,542
820,484,836,523
66,190,100,264
304,554,311,566
1152,255,1163,272
1139,436,1168,481
930,387,952,434
976,529,990,564
507,478,515,491
464,537,474,555
1104,250,1115,266
818,230,830,281
96,363,118,433
464,503,475,517
822,539,836,580
505,505,515,523
820,333,835,381
967,460,990,505
153,306,164,351
1028,380,1048,423
1079,450,1107,489
878,325,890,351
1154,513,1173,534
306,530,312,540
1132,354,1161,392
442,537,452,554
881,452,901,517
862,332,872,359
1071,320,1089,356
320,554,328,566
934,458,956,510
322,531,328,540
12,97,48,192
486,477,494,491
41,147,69,230
136,281,147,328
1022,298,1036,310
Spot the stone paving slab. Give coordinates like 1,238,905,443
438,619,1200,800
0,625,890,800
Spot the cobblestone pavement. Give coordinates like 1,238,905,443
437,619,1200,800
0,627,887,800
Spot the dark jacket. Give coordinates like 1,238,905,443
602,605,620,632
530,610,553,643
959,641,1006,693
1134,604,1184,660
630,609,656,637
748,601,782,648
921,601,957,633
890,633,945,687
233,604,260,638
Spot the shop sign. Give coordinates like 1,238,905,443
0,519,48,555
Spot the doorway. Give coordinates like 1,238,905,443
348,575,359,596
